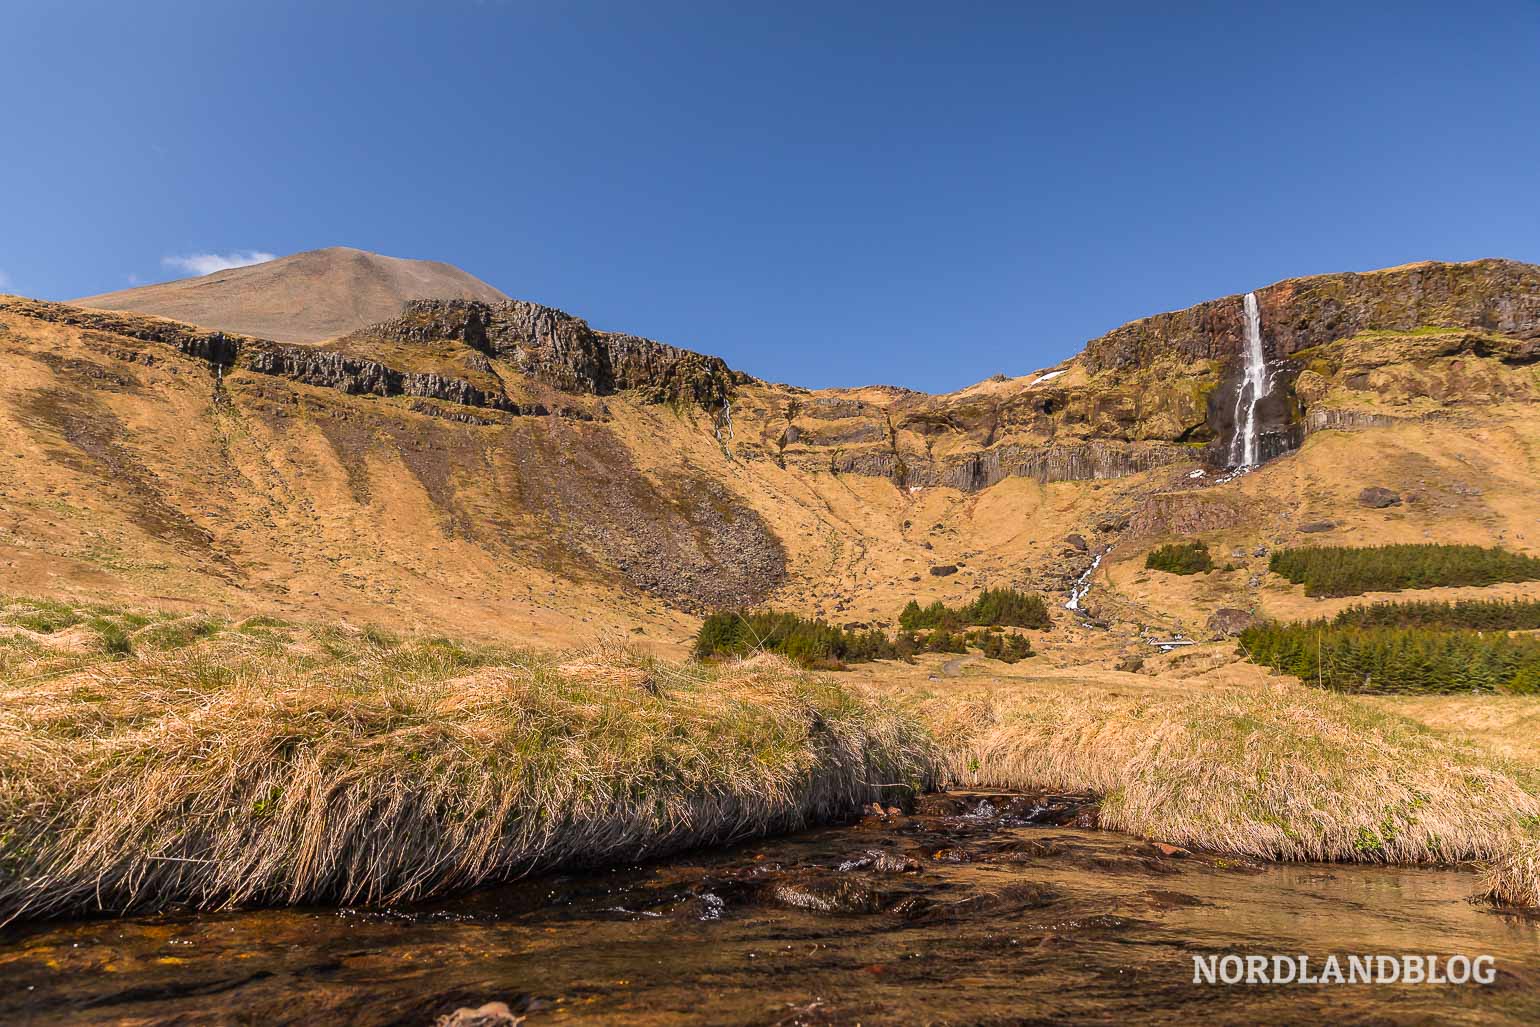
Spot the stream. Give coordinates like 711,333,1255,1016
2,792,1536,1026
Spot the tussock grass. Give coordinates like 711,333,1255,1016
1481,836,1540,908
6,596,1540,917
910,682,1540,868
0,612,935,921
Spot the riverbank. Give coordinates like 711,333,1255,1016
2,596,1538,920
0,601,934,921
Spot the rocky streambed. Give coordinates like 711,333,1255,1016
1,792,1536,1025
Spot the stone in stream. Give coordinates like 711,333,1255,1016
764,875,896,914
837,849,920,874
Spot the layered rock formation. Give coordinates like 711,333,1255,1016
1083,259,1540,372
371,299,739,407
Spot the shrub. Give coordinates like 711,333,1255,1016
1238,620,1540,694
898,587,1051,632
967,629,1035,663
1145,541,1214,575
697,609,1037,669
694,610,903,668
1269,544,1540,598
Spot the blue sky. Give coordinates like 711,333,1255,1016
4,1,1538,391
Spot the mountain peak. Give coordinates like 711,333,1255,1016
73,247,509,344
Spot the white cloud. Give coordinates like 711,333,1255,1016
161,250,276,276
0,269,11,290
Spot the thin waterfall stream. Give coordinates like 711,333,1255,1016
1229,291,1271,468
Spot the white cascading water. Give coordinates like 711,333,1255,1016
1229,291,1270,467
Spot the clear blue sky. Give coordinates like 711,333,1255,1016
5,1,1538,391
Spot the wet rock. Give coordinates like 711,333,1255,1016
837,850,920,874
436,998,547,1027
1359,486,1402,508
1206,608,1255,638
1144,889,1208,909
979,838,1061,862
765,876,893,914
931,847,972,863
1299,520,1336,533
1149,842,1192,859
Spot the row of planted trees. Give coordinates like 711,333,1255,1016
695,587,1047,669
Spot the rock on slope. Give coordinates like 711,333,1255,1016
73,247,510,343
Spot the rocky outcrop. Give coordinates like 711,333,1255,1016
1083,259,1540,373
1304,408,1404,434
1078,260,1540,469
1,298,584,420
1359,487,1402,509
1206,608,1256,638
369,299,739,407
809,439,1188,492
244,342,534,413
0,298,243,365
925,442,1183,490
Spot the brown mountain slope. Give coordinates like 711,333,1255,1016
73,247,510,343
3,256,1538,662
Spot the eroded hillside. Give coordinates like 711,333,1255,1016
1,256,1537,655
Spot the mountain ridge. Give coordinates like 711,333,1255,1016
2,253,1536,656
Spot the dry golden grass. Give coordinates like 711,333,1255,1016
1481,836,1540,907
906,680,1540,866
0,604,934,921
6,595,1540,919
1366,693,1540,771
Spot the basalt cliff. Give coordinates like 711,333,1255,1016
2,254,1537,648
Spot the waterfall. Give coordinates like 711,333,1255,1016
1229,291,1270,468
1065,547,1109,612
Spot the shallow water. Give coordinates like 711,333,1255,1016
2,792,1537,1026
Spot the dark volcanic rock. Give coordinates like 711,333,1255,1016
929,564,959,577
1358,486,1402,509
1082,259,1540,373
371,299,738,407
1299,520,1336,533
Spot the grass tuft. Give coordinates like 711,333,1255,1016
911,682,1540,868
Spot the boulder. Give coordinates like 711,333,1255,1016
1299,520,1336,533
1359,486,1402,509
929,564,959,577
1065,533,1089,552
1206,608,1256,638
